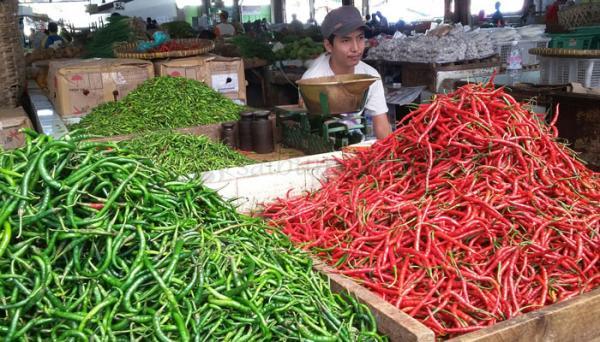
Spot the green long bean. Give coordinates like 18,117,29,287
0,130,386,341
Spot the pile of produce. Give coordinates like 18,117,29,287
0,130,386,341
84,15,140,58
118,130,253,175
71,77,242,136
274,37,324,61
229,35,275,61
265,82,600,338
25,46,83,65
160,21,196,39
367,24,495,63
147,39,203,53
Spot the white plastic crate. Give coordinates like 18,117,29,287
539,56,600,88
496,38,551,66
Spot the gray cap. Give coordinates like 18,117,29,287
321,6,367,38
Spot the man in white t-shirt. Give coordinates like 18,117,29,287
215,11,236,37
301,6,392,139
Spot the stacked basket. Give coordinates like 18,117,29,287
0,0,25,107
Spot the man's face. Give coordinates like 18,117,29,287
324,29,366,70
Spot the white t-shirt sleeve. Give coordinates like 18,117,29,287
363,79,388,117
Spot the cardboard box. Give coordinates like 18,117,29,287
154,55,246,104
0,107,33,150
48,58,154,118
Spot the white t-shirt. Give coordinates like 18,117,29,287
216,23,235,36
301,53,388,117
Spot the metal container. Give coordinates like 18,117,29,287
220,122,237,149
238,111,254,151
251,110,274,154
296,74,379,116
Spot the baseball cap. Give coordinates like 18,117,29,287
321,6,367,38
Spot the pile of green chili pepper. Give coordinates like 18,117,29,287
70,77,243,137
0,129,386,341
118,130,253,176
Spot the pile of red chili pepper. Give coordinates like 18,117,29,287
149,40,201,52
264,81,600,338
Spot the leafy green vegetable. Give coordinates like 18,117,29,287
160,21,196,38
274,37,324,61
230,35,275,61
84,15,135,58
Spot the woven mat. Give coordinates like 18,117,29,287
529,47,600,58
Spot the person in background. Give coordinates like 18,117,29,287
43,22,65,49
146,17,153,30
521,4,537,25
261,18,270,30
546,0,567,26
151,20,158,28
289,14,304,32
198,14,210,30
215,10,236,37
301,6,392,140
491,2,504,27
374,11,388,29
28,28,35,48
364,14,376,37
477,10,486,25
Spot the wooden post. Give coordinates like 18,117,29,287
0,0,25,107
309,0,315,20
272,0,284,23
233,0,241,23
454,0,471,25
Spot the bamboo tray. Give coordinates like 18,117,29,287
113,38,215,60
529,47,600,59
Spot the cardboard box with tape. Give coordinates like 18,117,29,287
0,107,33,150
154,55,246,104
48,59,154,118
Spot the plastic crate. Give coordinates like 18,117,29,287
548,33,600,49
573,25,600,35
539,56,600,87
496,38,551,66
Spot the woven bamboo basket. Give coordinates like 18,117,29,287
559,3,600,29
113,38,215,60
0,0,26,107
529,47,600,58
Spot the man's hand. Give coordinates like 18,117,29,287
372,114,392,139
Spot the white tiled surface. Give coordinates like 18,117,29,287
201,140,375,213
201,151,340,212
28,80,69,138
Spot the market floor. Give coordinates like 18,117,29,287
239,144,305,162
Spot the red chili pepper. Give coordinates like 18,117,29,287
85,203,104,210
263,81,600,338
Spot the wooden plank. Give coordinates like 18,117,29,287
313,260,435,342
450,288,600,342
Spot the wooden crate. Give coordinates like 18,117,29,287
314,260,435,342
449,287,600,342
550,91,600,171
318,260,600,342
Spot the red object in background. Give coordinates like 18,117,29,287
148,40,201,53
264,81,600,338
546,2,561,24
